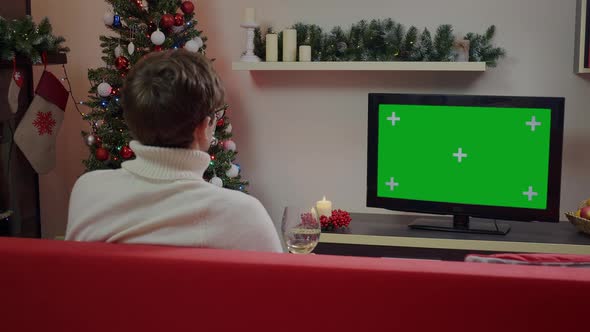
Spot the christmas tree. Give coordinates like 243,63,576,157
81,0,248,191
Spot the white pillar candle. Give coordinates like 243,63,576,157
299,45,311,62
266,34,278,62
316,196,333,217
243,8,256,24
282,29,297,62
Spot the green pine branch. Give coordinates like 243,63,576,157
255,19,505,65
433,24,454,61
0,15,69,62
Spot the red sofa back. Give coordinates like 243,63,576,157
1,238,589,332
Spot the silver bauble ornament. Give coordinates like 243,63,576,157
210,176,223,187
150,29,165,45
224,123,233,134
224,140,236,152
193,37,204,49
184,39,200,53
226,164,240,178
103,12,114,26
97,82,112,97
84,134,96,146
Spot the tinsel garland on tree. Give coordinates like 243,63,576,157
81,0,248,192
0,16,69,63
254,19,505,66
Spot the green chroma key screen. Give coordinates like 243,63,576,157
377,104,552,210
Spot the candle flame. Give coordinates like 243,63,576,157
322,196,326,201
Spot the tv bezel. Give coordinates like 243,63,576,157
366,93,565,223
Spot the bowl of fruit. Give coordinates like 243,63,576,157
565,199,590,235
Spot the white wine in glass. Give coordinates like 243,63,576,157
282,207,321,254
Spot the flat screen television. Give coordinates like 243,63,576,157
366,93,565,235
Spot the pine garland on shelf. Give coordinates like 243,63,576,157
254,19,505,66
0,16,69,63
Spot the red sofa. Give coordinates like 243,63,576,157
1,238,589,332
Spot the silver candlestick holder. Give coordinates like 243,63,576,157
240,22,261,62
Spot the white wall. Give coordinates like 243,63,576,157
33,0,590,238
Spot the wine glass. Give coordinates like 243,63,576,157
281,207,321,254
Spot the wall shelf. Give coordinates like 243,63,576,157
0,53,68,68
232,61,487,72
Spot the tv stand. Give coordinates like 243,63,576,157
408,215,511,235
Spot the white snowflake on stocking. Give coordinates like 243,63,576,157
32,111,57,136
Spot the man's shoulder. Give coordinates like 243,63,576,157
209,186,260,207
73,169,127,190
207,186,267,215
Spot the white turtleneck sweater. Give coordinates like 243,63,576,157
66,141,283,253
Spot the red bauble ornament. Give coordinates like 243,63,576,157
180,1,194,14
110,87,120,96
115,56,130,71
147,21,158,34
95,148,109,161
160,13,175,29
133,0,142,8
154,45,163,52
174,13,184,26
120,146,134,159
216,118,225,127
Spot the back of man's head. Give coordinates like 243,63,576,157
121,49,225,148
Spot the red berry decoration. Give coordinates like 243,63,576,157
216,118,225,127
110,87,120,96
180,1,194,14
174,13,184,26
154,45,163,52
160,13,175,29
320,210,352,231
115,56,130,71
95,147,109,161
120,146,134,159
95,136,103,147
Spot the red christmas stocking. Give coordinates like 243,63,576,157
14,70,68,174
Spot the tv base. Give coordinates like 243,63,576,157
408,215,511,235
